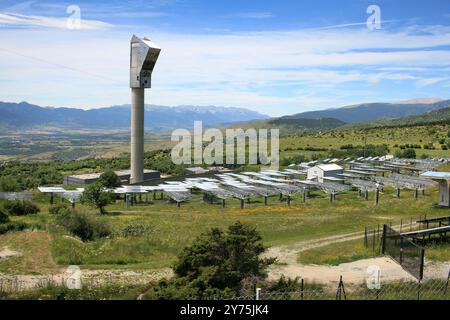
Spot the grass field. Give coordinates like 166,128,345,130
1,184,447,274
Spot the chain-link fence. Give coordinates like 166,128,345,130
382,224,424,280
221,277,450,300
1,273,449,300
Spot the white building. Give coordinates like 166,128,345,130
421,171,450,207
307,164,344,183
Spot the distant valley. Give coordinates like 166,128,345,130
1,98,450,161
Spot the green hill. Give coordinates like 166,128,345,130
341,105,450,130
231,117,346,136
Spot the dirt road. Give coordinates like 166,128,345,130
265,230,449,284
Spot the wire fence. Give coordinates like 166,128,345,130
220,276,450,301
1,273,449,300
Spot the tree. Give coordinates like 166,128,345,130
97,170,122,188
174,222,275,291
145,222,275,299
80,183,113,214
3,200,40,216
0,208,10,224
56,210,111,242
395,148,416,159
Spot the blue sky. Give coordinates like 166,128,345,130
0,0,450,116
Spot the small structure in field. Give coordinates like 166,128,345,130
307,164,344,183
420,171,450,207
63,169,160,186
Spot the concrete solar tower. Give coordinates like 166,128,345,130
129,35,161,184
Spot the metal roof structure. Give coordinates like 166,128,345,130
315,164,343,171
391,173,438,188
421,171,450,180
61,190,84,203
347,178,380,191
317,182,351,194
345,169,376,176
338,173,365,179
38,187,67,193
114,186,150,194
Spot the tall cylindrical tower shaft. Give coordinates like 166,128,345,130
130,87,145,184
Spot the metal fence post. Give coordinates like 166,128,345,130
381,224,387,254
444,269,450,295
335,276,346,300
417,280,421,301
255,287,261,301
364,227,368,248
419,248,425,282
300,278,304,300
372,229,375,252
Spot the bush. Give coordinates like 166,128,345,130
56,210,111,242
0,176,21,192
0,208,10,223
98,170,122,188
0,221,28,234
395,149,416,159
80,183,114,215
3,200,40,216
117,222,154,238
145,222,276,300
49,203,72,215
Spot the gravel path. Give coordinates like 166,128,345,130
265,227,450,284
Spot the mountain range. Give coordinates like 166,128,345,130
284,99,450,123
1,99,450,133
230,99,450,135
0,102,269,131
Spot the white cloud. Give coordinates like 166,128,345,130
0,23,450,115
0,12,111,30
416,77,448,87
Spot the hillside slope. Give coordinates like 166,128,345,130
230,117,346,135
286,100,450,123
341,106,450,130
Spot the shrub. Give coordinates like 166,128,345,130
97,170,122,188
145,222,275,300
395,148,416,159
0,208,10,223
56,210,111,242
49,203,72,215
0,221,28,235
80,183,114,215
0,176,21,192
117,223,154,238
3,200,40,216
